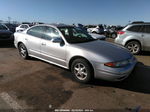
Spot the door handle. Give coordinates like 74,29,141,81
41,43,46,46
141,34,144,37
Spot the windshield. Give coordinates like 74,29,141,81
58,27,95,44
0,24,8,30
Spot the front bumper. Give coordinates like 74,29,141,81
95,69,132,81
94,57,137,81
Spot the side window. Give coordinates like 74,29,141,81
23,25,29,29
27,26,45,38
20,25,28,29
43,27,61,40
127,25,142,32
20,25,24,28
144,25,150,33
0,25,8,30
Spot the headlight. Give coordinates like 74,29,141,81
104,60,130,68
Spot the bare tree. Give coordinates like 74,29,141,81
8,17,11,24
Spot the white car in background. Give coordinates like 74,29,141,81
16,24,31,32
76,25,106,40
87,25,104,34
89,33,106,40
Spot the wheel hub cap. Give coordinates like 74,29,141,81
74,63,87,80
20,46,26,57
127,44,139,53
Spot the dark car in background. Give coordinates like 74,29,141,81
0,24,13,42
5,23,18,33
104,26,124,38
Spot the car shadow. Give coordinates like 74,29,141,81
0,41,15,48
139,51,150,56
92,62,150,94
60,62,150,94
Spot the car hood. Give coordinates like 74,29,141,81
71,40,132,62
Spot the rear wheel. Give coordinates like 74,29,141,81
111,33,117,38
125,41,141,55
71,59,93,83
18,43,29,59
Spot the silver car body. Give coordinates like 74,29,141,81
14,24,137,81
115,24,150,51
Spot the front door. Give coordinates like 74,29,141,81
40,26,67,67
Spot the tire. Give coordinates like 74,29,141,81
71,59,93,83
18,43,29,59
125,41,141,55
104,32,108,37
111,33,117,39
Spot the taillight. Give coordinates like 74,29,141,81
117,31,125,35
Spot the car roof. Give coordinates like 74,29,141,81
35,23,73,28
20,24,30,26
50,23,73,28
129,22,150,26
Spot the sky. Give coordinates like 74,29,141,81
0,0,150,25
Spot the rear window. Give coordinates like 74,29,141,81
27,26,45,38
127,25,143,32
143,25,150,33
20,25,29,29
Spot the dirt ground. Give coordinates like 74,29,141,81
0,40,150,112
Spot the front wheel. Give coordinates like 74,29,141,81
18,43,29,59
125,41,141,55
71,59,93,83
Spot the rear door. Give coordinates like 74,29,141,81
142,25,150,51
26,26,45,57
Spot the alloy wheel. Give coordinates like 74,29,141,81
19,44,28,58
74,63,88,81
127,43,140,54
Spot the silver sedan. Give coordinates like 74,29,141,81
14,24,137,83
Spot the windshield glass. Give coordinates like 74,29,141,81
58,27,95,44
0,24,8,30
